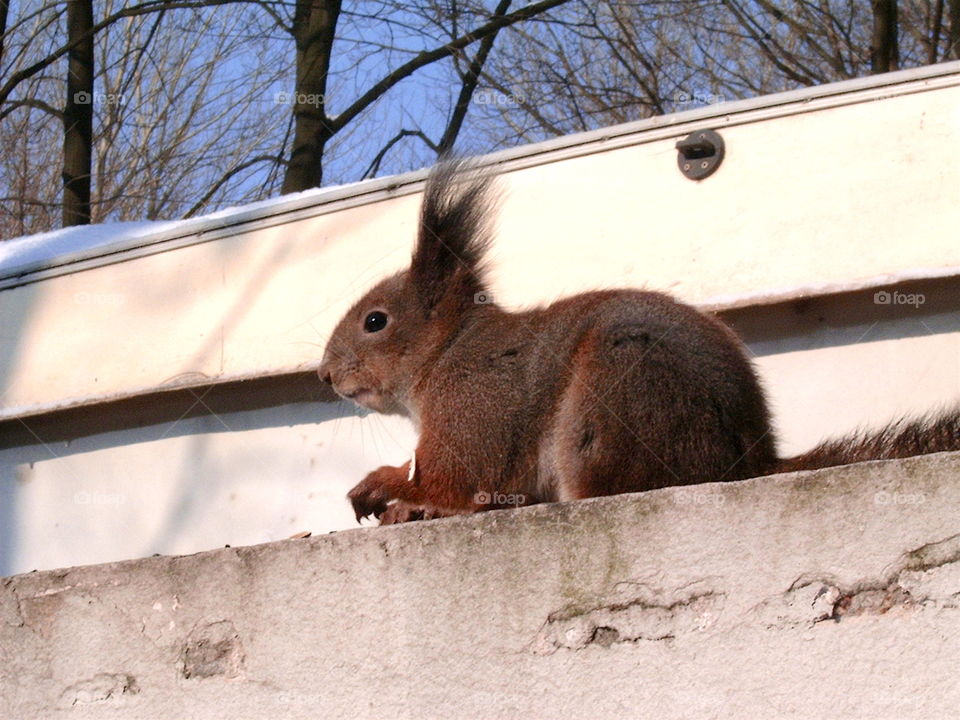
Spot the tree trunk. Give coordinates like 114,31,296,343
281,0,341,194
0,0,10,69
870,0,899,73
62,0,95,226
930,0,944,64
948,0,960,59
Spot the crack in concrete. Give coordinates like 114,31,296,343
179,619,245,680
751,580,843,629
752,533,960,629
536,534,960,652
57,672,139,708
532,584,725,654
829,533,960,620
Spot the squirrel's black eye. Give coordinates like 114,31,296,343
363,311,388,333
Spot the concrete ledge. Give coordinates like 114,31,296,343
3,453,960,719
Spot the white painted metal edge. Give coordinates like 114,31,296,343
699,265,960,312
2,61,959,291
4,265,958,423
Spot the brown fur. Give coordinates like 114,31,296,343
318,160,960,525
777,411,960,474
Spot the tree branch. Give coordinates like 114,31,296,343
183,154,284,218
0,97,63,122
362,129,438,179
329,0,569,134
437,0,512,155
723,0,822,86
0,0,270,107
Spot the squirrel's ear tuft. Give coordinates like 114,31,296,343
410,158,497,312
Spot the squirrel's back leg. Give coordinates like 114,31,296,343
544,319,774,500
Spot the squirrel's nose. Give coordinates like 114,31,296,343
318,363,332,385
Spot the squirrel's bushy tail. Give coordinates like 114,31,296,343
776,406,960,473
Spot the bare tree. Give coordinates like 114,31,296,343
89,4,290,220
472,1,699,145
947,0,960,59
0,0,9,68
3,0,956,239
871,0,899,73
475,0,954,151
2,0,573,235
280,0,341,194
360,0,515,179
1,3,66,237
1,2,290,236
62,0,94,225
436,0,512,155
281,0,571,191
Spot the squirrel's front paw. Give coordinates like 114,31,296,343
347,466,401,522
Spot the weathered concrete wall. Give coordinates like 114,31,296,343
3,452,960,719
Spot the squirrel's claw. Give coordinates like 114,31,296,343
347,472,393,523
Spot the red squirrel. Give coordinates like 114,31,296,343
318,160,960,525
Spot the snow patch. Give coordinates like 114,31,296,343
0,179,372,278
0,221,182,275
